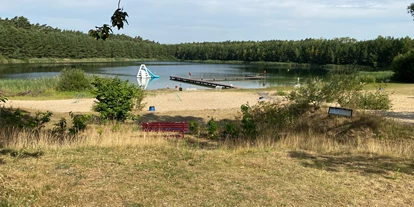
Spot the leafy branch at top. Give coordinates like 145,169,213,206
88,0,129,40
408,3,414,20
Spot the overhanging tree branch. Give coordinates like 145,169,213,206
408,3,414,20
88,0,129,40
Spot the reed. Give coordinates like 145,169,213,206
0,77,59,96
358,70,394,83
0,76,95,99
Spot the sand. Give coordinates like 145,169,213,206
2,91,261,113
1,90,413,124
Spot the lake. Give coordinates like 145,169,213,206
0,61,328,90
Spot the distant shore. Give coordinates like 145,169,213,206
0,58,168,64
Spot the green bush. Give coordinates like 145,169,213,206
240,102,298,135
358,74,377,84
241,104,257,138
0,108,52,130
288,77,327,110
391,51,414,83
0,96,6,103
68,112,91,135
358,71,394,83
324,73,364,108
92,76,144,121
358,89,392,110
207,118,218,139
52,117,67,136
222,121,240,139
189,120,200,135
288,73,391,110
57,68,92,91
275,90,287,96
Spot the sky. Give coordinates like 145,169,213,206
1,0,414,44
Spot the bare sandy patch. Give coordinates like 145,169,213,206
1,90,413,123
1,90,263,113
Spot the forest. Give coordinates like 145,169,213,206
0,16,175,60
1,16,414,69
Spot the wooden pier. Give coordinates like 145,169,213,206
170,76,250,89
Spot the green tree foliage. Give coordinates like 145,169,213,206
91,76,144,121
207,118,218,138
0,16,413,69
391,51,414,82
288,74,391,110
68,112,92,135
173,36,413,68
240,104,257,138
0,108,52,130
408,3,414,20
88,0,128,40
57,68,92,91
0,17,172,60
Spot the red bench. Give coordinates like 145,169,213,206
141,122,189,138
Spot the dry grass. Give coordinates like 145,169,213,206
276,132,414,158
1,123,414,206
1,84,414,206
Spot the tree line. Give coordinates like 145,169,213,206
0,16,174,60
172,37,414,68
1,16,414,69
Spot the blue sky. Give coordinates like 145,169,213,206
1,0,414,44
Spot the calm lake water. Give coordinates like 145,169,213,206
0,61,327,90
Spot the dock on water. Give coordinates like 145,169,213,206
170,75,266,89
169,76,231,89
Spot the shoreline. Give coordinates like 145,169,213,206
2,90,413,124
0,58,170,65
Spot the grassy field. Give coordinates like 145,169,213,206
1,110,414,206
1,126,414,207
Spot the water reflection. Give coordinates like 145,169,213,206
0,61,328,90
137,78,159,90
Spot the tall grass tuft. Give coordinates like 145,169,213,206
0,124,172,150
358,71,394,83
0,76,60,96
276,132,414,158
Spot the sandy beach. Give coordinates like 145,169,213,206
2,90,413,123
2,91,262,113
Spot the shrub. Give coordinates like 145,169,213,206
188,120,200,135
240,104,257,138
222,121,240,139
0,108,52,130
68,112,91,135
358,88,392,110
358,74,376,84
207,118,218,139
92,76,144,121
324,73,364,108
275,90,287,96
288,77,327,110
391,51,414,83
288,73,391,110
240,102,298,135
57,68,92,91
0,96,6,103
52,117,67,136
358,71,394,83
